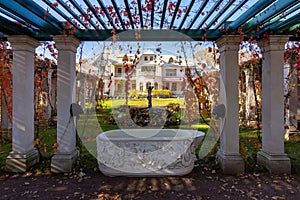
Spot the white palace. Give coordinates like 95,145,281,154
78,46,216,98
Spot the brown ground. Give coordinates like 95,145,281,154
0,161,299,200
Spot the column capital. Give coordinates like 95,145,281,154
260,35,289,52
8,35,38,51
53,35,80,52
216,35,242,52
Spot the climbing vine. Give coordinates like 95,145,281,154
284,41,300,132
0,41,13,127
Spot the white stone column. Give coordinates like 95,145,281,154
216,36,244,174
244,69,255,123
6,36,39,172
51,36,80,173
76,72,86,111
257,36,291,174
288,62,299,133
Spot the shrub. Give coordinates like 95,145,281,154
129,89,140,98
165,103,182,125
152,89,172,98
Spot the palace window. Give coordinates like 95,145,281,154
139,83,143,91
146,82,151,89
141,65,155,72
116,67,122,77
165,69,177,77
171,82,177,91
132,83,136,90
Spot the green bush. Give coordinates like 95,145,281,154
152,89,172,98
129,89,172,98
129,89,140,98
165,103,182,125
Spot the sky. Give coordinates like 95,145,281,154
29,0,261,30
79,39,214,61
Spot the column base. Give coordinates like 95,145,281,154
6,149,39,173
51,149,79,173
216,150,245,175
257,150,291,174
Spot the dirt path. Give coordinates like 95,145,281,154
0,162,299,200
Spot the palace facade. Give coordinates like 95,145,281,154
80,47,198,98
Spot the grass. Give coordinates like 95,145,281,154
285,135,300,173
0,140,10,171
0,104,299,173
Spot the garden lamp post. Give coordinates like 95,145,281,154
147,86,154,109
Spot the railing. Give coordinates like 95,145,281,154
114,73,136,78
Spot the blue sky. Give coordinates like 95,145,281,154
30,0,260,30
79,40,214,62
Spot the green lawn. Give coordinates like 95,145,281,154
0,104,299,173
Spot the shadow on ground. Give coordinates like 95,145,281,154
0,160,299,200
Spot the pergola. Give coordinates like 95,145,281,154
1,0,299,174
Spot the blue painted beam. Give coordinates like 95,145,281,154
0,15,33,35
170,0,181,29
243,0,300,33
177,0,195,30
0,7,39,31
96,0,117,29
160,0,168,29
0,26,297,42
228,0,276,30
76,29,222,41
0,1,59,34
42,0,79,29
137,0,144,28
187,0,209,30
196,0,223,29
275,14,300,32
69,0,98,30
15,0,62,31
111,0,126,30
206,0,235,29
57,0,86,28
214,0,247,30
151,0,155,28
124,0,135,29
259,3,300,31
83,0,108,30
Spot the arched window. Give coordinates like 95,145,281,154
146,82,151,89
139,82,143,91
154,82,158,89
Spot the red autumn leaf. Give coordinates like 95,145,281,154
51,2,58,8
14,21,22,26
168,2,175,11
124,10,128,17
44,8,50,20
284,125,289,129
183,6,188,13
107,5,113,13
238,26,244,35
